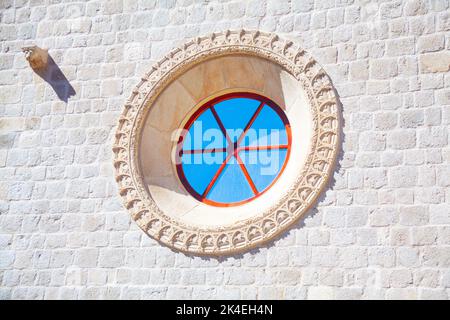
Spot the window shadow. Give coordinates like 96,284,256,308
34,54,76,103
137,54,345,261
175,80,346,262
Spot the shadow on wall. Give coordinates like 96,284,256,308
219,84,346,263
212,83,346,263
34,54,76,103
248,83,346,260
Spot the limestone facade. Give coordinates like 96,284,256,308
0,0,449,299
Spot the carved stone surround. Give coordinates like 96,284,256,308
113,30,341,256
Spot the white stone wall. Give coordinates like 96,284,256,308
1,0,449,300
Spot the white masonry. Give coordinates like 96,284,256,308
0,0,449,300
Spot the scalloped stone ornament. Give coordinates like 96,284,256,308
113,30,341,256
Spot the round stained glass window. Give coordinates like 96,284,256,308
176,92,292,207
114,30,341,255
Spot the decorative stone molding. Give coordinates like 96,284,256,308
113,30,341,256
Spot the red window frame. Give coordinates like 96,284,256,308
175,92,292,207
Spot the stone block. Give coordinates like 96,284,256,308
418,34,445,53
370,58,398,79
386,37,415,56
99,249,126,268
387,130,416,149
420,52,450,73
399,206,429,226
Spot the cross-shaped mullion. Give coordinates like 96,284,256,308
180,99,289,200
201,102,265,198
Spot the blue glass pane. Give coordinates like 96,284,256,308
206,157,254,203
214,98,261,142
181,152,226,195
239,149,288,193
241,105,288,147
180,95,290,206
183,109,227,151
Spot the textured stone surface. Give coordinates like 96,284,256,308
0,0,449,300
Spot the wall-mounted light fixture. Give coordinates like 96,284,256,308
22,45,48,70
21,45,75,102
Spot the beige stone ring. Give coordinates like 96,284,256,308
113,30,341,256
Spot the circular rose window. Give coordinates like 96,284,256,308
113,30,340,255
176,92,291,207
